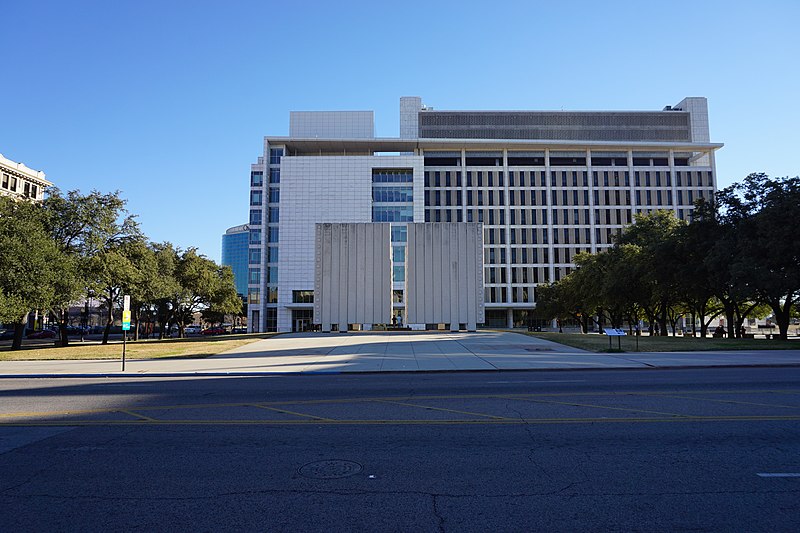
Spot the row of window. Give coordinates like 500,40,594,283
1,173,39,198
373,206,413,222
424,155,695,168
372,170,413,183
373,186,413,203
487,266,554,285
423,170,713,189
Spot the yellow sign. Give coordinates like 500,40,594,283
122,310,131,331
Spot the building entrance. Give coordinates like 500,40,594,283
292,310,314,332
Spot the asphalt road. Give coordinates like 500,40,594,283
1,368,799,532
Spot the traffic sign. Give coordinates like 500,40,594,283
122,310,131,331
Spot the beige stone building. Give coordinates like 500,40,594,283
1,153,51,201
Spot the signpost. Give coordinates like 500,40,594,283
122,295,130,371
603,328,626,351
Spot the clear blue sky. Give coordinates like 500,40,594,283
3,0,798,262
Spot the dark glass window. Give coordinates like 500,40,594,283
292,290,314,303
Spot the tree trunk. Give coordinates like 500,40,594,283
133,307,140,341
768,297,794,341
11,317,27,350
102,296,113,345
60,307,72,347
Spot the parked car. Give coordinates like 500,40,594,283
27,329,57,339
201,327,227,335
185,326,202,335
0,329,15,341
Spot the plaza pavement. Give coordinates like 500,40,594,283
1,330,800,377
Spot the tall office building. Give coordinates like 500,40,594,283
248,97,722,332
221,224,250,299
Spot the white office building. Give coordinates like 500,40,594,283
248,97,722,332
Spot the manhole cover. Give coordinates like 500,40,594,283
299,460,363,479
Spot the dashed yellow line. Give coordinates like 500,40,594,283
1,415,800,427
373,399,513,420
117,409,157,421
250,404,333,421
506,396,690,418
639,393,800,410
2,388,799,424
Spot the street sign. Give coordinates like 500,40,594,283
122,310,131,331
123,295,130,312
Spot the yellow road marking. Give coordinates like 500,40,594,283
117,409,157,421
506,396,690,418
3,389,799,421
1,415,799,427
250,404,333,421
633,393,800,410
373,399,513,420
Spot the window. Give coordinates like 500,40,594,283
248,268,260,284
249,229,261,244
267,287,278,303
392,246,405,263
250,191,263,205
391,226,407,242
269,148,283,165
267,267,278,283
251,171,263,187
248,288,260,305
249,209,262,226
1,173,8,189
269,169,280,183
372,169,413,183
372,206,413,222
292,290,314,303
393,265,405,282
268,189,280,203
268,209,279,223
248,248,261,264
372,186,413,202
268,227,279,242
267,247,278,263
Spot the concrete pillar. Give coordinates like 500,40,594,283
507,308,514,329
467,321,477,332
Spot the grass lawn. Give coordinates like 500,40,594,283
0,333,278,361
526,331,800,353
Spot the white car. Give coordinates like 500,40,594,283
184,326,202,335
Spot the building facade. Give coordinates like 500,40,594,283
221,224,250,299
248,97,722,332
1,153,50,201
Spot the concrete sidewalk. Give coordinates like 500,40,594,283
1,331,800,377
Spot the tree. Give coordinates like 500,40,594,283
0,197,62,350
160,249,241,338
617,210,686,335
78,195,143,345
717,174,800,340
43,189,133,346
